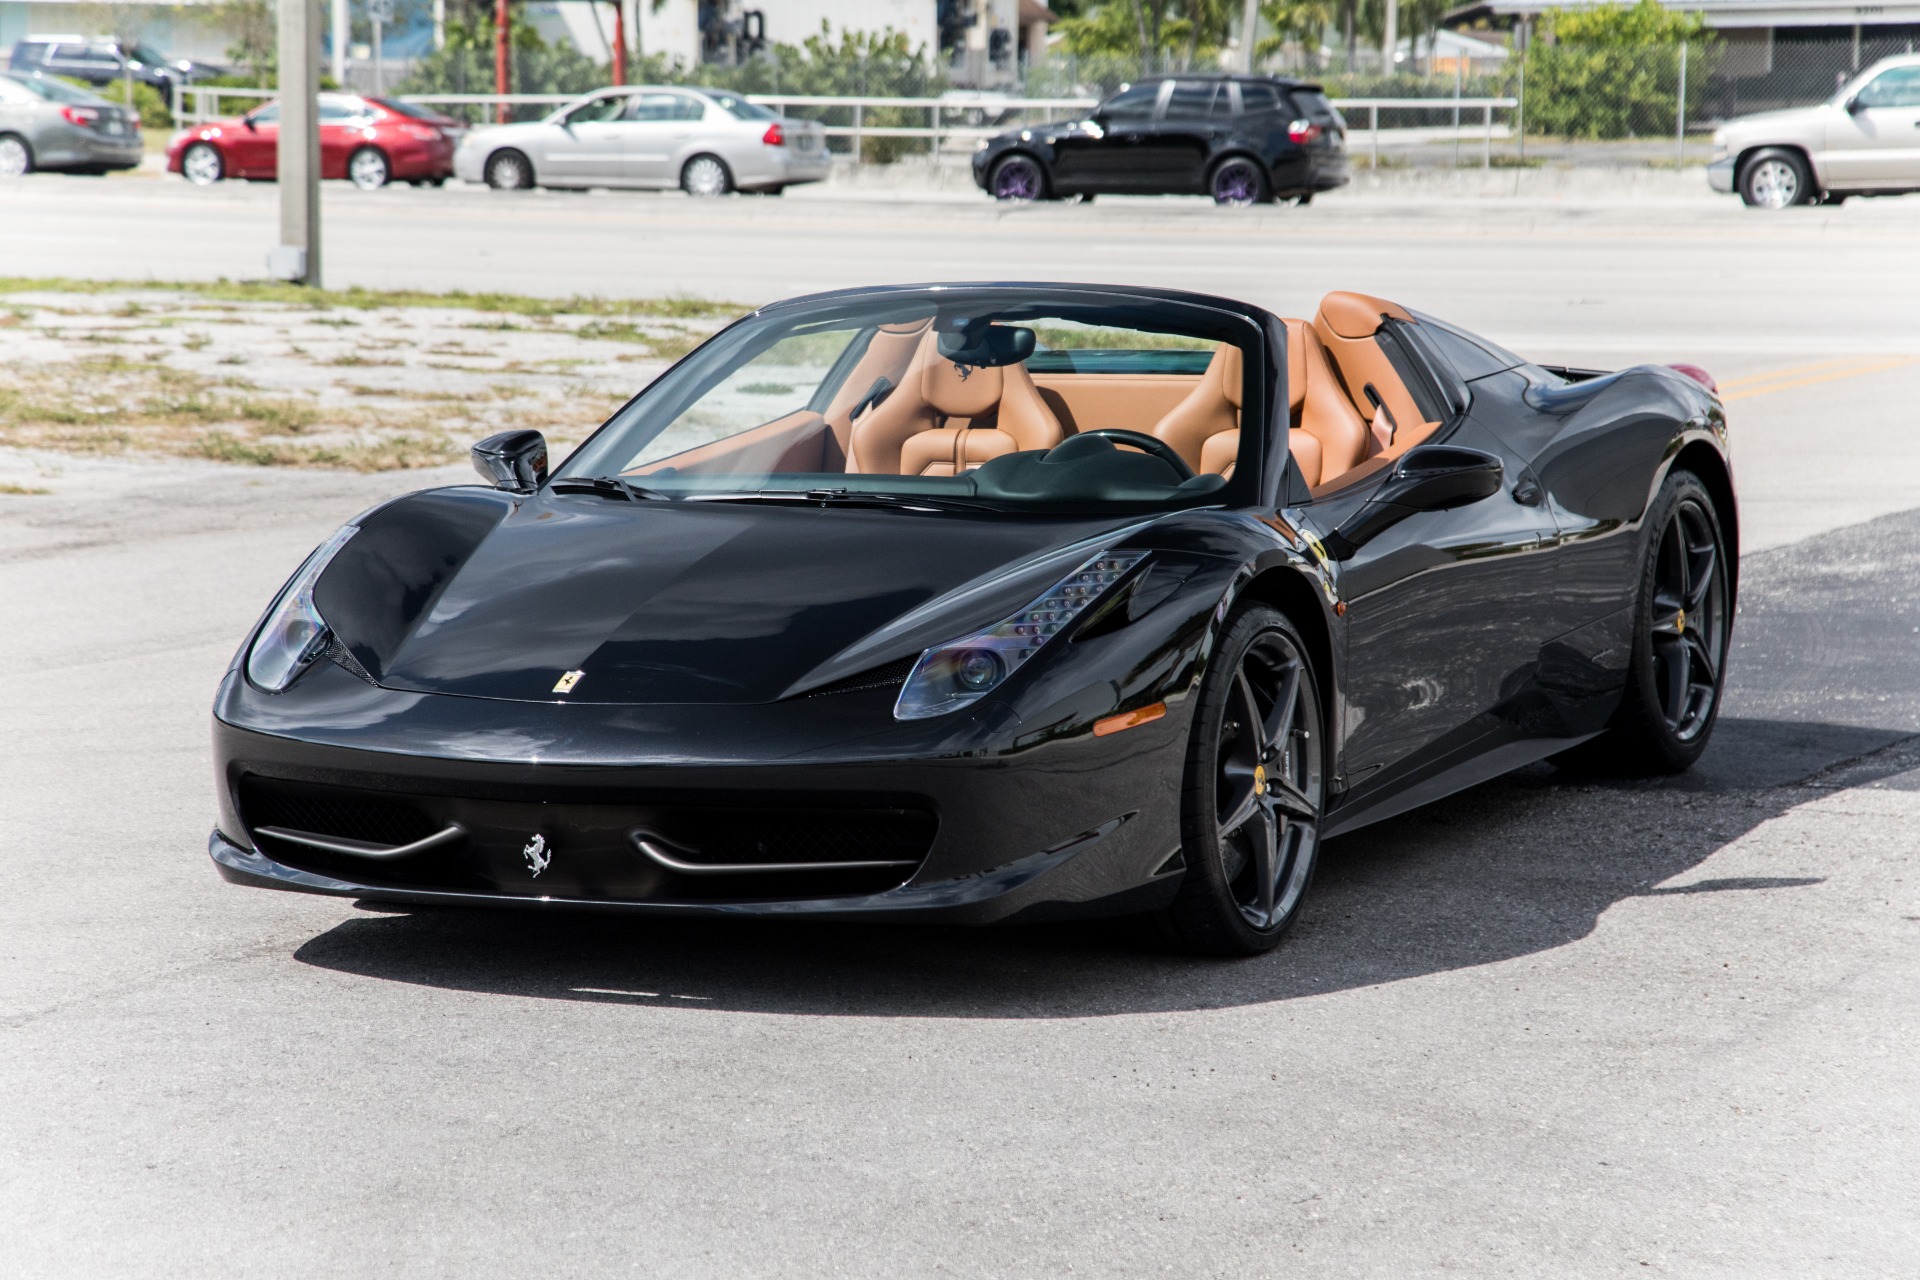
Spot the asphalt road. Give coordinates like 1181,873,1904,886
3,182,1919,1276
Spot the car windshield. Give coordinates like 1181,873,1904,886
708,90,776,121
556,290,1264,512
128,43,171,65
372,97,447,122
8,74,107,105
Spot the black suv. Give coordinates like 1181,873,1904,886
8,37,221,95
972,74,1348,205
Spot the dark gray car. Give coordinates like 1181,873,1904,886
0,73,143,176
7,37,219,95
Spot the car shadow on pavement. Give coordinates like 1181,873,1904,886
290,718,1916,1019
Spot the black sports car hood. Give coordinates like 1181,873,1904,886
311,486,1151,705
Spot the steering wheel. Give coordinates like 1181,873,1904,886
1073,429,1196,481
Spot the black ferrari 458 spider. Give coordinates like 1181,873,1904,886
211,283,1735,955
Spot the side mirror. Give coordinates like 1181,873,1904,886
1844,94,1865,114
472,429,548,492
1321,445,1504,561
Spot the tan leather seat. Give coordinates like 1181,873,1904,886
1150,343,1243,477
1283,319,1371,488
1311,291,1441,466
846,331,1065,476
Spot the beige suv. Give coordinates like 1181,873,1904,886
1709,54,1920,207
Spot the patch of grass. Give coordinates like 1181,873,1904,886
465,319,527,332
1489,154,1544,169
738,382,796,396
310,316,361,327
0,277,742,320
113,300,146,318
0,482,52,495
217,354,249,365
327,353,403,367
233,398,321,434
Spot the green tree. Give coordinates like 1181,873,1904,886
400,10,609,115
1524,1,1716,139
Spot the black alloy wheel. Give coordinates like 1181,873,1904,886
1152,604,1325,956
1210,157,1268,207
485,149,533,190
1558,471,1730,774
989,154,1046,202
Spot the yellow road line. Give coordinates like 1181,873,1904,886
1721,356,1916,402
1717,355,1883,391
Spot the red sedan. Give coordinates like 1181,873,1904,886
167,93,460,189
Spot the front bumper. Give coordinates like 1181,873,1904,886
1707,156,1735,194
209,660,1191,924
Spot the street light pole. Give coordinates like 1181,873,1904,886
1241,0,1259,73
271,0,321,286
1383,0,1398,72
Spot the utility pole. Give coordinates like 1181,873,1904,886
1383,0,1397,71
370,0,392,97
271,0,321,286
330,0,346,85
1241,0,1259,73
495,0,512,123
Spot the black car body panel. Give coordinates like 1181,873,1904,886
210,283,1731,924
973,75,1351,201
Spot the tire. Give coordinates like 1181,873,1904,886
0,135,31,178
1210,156,1269,207
1555,471,1731,775
1149,604,1327,956
989,154,1046,202
680,153,733,197
347,146,390,190
485,148,533,190
1738,148,1811,209
180,141,223,186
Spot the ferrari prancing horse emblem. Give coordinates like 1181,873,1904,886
523,833,551,878
552,669,585,694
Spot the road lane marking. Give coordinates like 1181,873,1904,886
1722,356,1917,402
1717,356,1886,391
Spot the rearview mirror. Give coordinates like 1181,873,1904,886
936,322,1036,368
1321,445,1504,560
472,429,549,492
243,115,257,132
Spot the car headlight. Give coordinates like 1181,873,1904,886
894,550,1147,720
246,525,358,692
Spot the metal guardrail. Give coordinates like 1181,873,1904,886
172,86,1521,170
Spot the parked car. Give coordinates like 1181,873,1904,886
453,86,829,194
973,74,1350,206
0,72,142,176
1709,53,1920,207
166,93,459,189
8,35,221,96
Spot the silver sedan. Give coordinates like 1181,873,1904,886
452,86,830,195
0,73,143,177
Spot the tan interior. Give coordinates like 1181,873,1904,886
624,292,1443,491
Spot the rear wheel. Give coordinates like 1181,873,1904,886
0,134,34,177
681,154,733,197
181,141,222,185
989,154,1046,202
1210,157,1268,207
347,146,390,190
484,148,533,190
1150,605,1325,956
1556,471,1730,775
1738,148,1810,208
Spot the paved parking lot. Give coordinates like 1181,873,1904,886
2,183,1917,1276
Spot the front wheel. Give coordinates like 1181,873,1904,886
180,141,222,185
1150,605,1326,956
0,134,32,178
1557,471,1730,775
347,146,390,190
989,154,1046,202
1210,157,1269,207
484,149,533,190
681,154,733,197
1738,148,1811,208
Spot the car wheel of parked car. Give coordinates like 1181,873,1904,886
681,154,733,197
484,149,533,190
348,147,390,190
0,134,35,178
1738,149,1810,209
989,154,1046,202
1210,157,1268,207
181,142,223,186
1555,471,1729,775
1149,604,1325,956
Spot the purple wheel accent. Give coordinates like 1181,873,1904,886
991,157,1042,202
1212,161,1262,206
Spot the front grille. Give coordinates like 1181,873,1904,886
234,774,935,902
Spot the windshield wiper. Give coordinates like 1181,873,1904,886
549,475,672,502
700,488,996,513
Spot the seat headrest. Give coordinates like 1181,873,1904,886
924,353,1005,418
1316,291,1414,340
1214,343,1243,410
